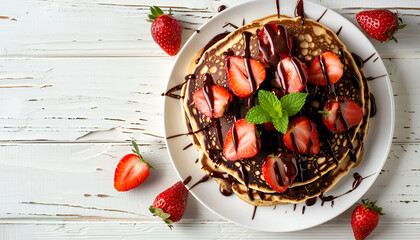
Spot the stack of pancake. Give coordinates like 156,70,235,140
181,14,370,206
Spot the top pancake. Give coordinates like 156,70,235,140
181,15,368,193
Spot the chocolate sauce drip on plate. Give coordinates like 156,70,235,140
363,52,376,63
242,18,245,26
189,175,210,190
183,143,193,150
320,172,374,206
295,0,305,25
183,176,192,185
164,76,193,99
293,204,297,211
252,206,258,220
223,22,239,29
218,5,227,12
316,9,328,22
302,206,306,214
219,185,233,196
276,0,280,18
336,26,343,36
195,158,199,163
367,74,387,81
258,24,290,67
373,57,379,63
166,125,210,139
195,32,230,64
370,94,377,118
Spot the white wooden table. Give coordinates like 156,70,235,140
0,0,419,239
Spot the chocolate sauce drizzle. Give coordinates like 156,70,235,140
163,74,195,99
373,57,379,63
276,0,280,18
336,26,343,36
258,24,290,67
367,74,387,81
316,9,328,22
183,143,193,150
363,52,376,64
238,163,254,201
166,125,210,139
195,32,230,64
370,94,377,118
318,54,336,98
294,0,305,25
252,206,258,220
183,176,192,185
189,175,211,190
320,172,374,206
223,22,239,29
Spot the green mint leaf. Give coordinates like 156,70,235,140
258,90,282,116
280,92,308,116
273,115,289,134
245,105,272,124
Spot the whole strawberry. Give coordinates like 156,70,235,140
147,6,182,56
351,199,385,240
149,180,189,229
356,9,406,42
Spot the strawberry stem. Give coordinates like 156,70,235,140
149,206,174,229
147,6,169,22
132,140,154,169
362,198,385,215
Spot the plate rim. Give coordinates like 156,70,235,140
163,0,395,232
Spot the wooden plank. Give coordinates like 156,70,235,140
0,57,417,142
0,221,419,239
0,142,417,221
0,0,419,57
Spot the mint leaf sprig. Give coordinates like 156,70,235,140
245,90,308,134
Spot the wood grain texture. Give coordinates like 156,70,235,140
0,0,418,58
0,0,419,238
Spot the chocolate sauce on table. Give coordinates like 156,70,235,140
258,24,290,67
189,175,210,190
294,0,305,25
218,5,227,12
195,32,230,64
336,26,343,36
370,94,377,118
252,206,258,220
316,9,328,22
320,172,373,206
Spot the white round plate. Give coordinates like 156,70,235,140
164,0,394,232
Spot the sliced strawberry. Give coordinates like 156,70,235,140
272,57,308,93
114,153,151,192
193,85,232,118
225,56,266,98
258,23,292,67
283,116,320,155
320,97,363,132
223,119,261,161
262,152,298,193
308,51,343,86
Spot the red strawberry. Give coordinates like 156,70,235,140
351,199,384,240
273,57,308,93
114,141,153,192
149,180,189,229
356,10,406,42
147,6,182,56
283,116,320,155
262,152,298,193
226,56,266,98
258,23,292,66
193,85,232,118
308,51,343,86
320,97,363,132
223,119,261,161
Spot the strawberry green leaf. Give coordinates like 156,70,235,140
258,90,282,115
154,6,164,16
245,105,272,124
280,92,308,116
273,115,289,134
132,140,153,169
149,206,174,229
